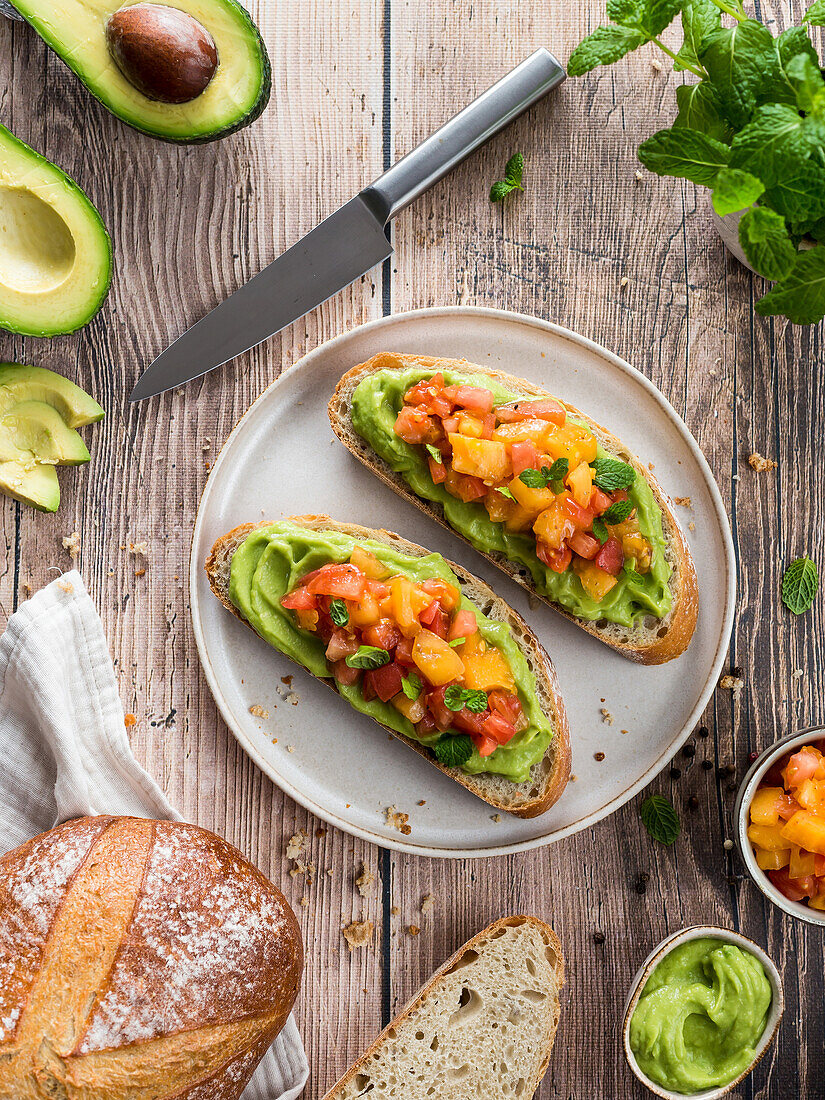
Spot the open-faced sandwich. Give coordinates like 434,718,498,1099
329,353,698,664
206,516,570,817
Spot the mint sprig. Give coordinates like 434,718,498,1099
782,556,819,614
444,685,488,713
433,734,475,767
490,153,525,203
329,598,349,627
591,457,636,491
345,645,391,670
641,794,681,845
402,672,423,699
601,498,635,525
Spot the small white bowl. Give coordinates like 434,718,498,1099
734,725,825,928
622,926,784,1099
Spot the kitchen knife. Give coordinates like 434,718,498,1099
130,48,565,401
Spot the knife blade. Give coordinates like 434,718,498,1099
131,48,565,401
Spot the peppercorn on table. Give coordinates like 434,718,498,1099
1,0,822,1095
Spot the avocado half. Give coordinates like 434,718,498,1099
10,1,272,143
0,125,113,337
0,364,104,512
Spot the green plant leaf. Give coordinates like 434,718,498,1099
401,672,422,700
490,180,514,202
804,0,825,26
673,83,732,142
329,598,349,627
785,51,825,113
433,734,474,768
425,443,443,464
637,0,682,36
700,20,787,128
641,794,681,845
738,207,797,281
592,517,609,544
444,685,488,713
782,556,819,613
495,486,516,501
777,24,820,75
591,457,637,491
601,498,635,525
675,0,720,72
730,104,811,189
637,126,731,186
764,160,825,235
711,167,764,217
607,0,642,19
504,152,524,189
568,23,647,76
345,645,391,670
547,457,568,481
756,247,825,324
519,466,552,488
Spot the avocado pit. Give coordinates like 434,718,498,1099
106,4,219,104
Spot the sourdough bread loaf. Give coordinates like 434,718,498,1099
0,816,303,1100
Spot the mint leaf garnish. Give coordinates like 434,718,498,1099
781,556,819,614
601,498,635,525
402,672,423,699
345,645,391,670
444,685,488,713
641,794,681,845
490,152,525,202
591,457,636,491
433,734,474,767
738,207,797,281
329,598,349,627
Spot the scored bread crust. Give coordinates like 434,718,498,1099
321,915,565,1100
328,352,699,665
205,515,571,818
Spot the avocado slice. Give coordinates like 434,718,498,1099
0,125,112,337
0,364,105,427
0,402,91,466
11,1,271,144
0,461,60,512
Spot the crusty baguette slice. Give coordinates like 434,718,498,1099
322,915,564,1100
328,352,699,665
205,515,570,818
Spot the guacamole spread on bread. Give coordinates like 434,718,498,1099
229,521,554,783
349,366,673,629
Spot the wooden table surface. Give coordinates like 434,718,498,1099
2,1,823,1096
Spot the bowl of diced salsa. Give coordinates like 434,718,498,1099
735,727,825,925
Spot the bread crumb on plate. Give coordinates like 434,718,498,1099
249,704,269,719
385,806,412,835
674,496,692,507
600,707,614,725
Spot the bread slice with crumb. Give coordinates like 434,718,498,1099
205,515,570,818
328,352,698,665
322,915,564,1100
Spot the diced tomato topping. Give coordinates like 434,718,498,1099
443,415,460,435
487,689,523,725
325,629,360,662
476,736,498,757
568,530,601,560
331,658,360,686
426,686,454,732
417,712,438,736
395,405,437,444
537,543,572,573
421,578,461,611
449,608,478,640
769,867,813,902
428,455,447,483
595,536,624,576
590,488,613,516
560,494,595,529
511,440,539,476
494,398,566,425
611,489,629,503
785,748,822,788
440,385,494,415
419,599,449,638
481,413,496,439
364,662,405,703
306,564,366,600
395,634,415,665
280,586,317,611
363,618,401,652
482,711,517,746
451,707,490,737
450,473,488,502
403,374,453,418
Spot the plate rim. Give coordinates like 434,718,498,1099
190,304,736,858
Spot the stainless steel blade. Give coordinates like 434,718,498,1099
130,196,392,401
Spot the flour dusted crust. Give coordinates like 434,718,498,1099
205,515,571,818
328,352,699,664
0,816,303,1100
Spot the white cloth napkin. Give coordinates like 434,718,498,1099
0,571,308,1099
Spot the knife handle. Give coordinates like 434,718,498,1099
361,48,565,224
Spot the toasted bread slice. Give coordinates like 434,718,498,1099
205,515,570,818
322,915,564,1100
329,353,699,665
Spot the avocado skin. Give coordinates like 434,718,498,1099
10,0,272,144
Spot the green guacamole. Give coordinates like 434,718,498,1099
629,938,772,1094
228,521,555,783
350,366,672,629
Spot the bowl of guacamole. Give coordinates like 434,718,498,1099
622,926,783,1098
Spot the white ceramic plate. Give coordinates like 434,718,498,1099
190,306,735,857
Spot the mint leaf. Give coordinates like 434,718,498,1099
673,83,732,143
568,23,646,76
804,0,825,25
785,51,825,113
329,598,349,627
402,672,422,700
591,457,636,491
756,248,825,324
730,104,810,189
547,457,568,481
711,167,764,218
425,443,443,464
444,685,488,713
641,794,681,845
495,486,516,501
433,734,474,768
782,556,819,614
519,466,551,489
764,161,825,235
504,152,524,189
490,180,514,202
637,126,731,187
777,24,820,77
700,20,787,128
738,207,797,281
345,645,391,670
448,637,466,648
592,517,609,544
601,498,635,525
675,0,720,72
624,563,645,583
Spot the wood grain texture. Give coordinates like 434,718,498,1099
1,0,823,1096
